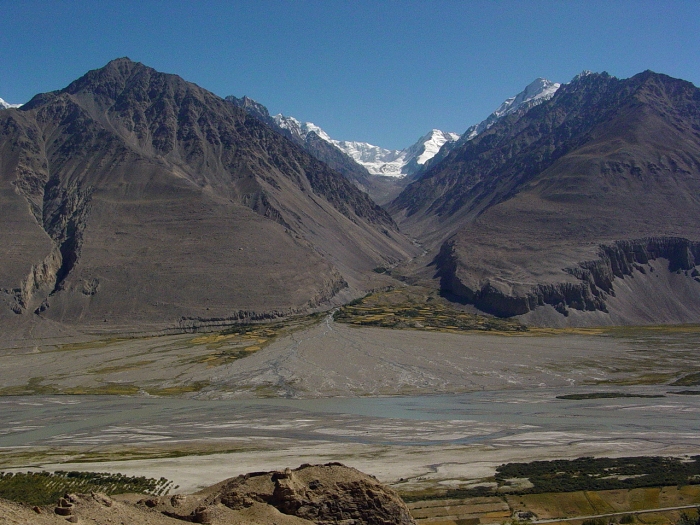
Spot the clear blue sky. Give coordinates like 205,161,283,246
1,0,699,150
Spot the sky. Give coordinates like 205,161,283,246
1,0,699,150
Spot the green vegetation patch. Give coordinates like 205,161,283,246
0,376,58,396
334,290,526,333
219,322,286,337
56,338,131,352
556,392,666,400
0,380,141,396
61,384,141,396
146,381,209,396
0,470,173,506
400,485,496,502
0,378,208,397
187,316,324,364
496,456,700,494
678,512,700,525
671,372,700,387
182,321,300,366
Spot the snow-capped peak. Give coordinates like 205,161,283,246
492,78,560,119
331,130,459,177
0,98,22,109
273,114,332,143
272,113,457,177
409,129,461,166
572,70,594,81
462,78,561,141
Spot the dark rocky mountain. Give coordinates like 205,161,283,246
0,58,417,336
391,71,700,325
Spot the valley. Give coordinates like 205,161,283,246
3,301,700,399
0,314,699,505
2,59,700,524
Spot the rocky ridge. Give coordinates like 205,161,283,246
0,464,416,525
463,77,561,141
420,77,561,173
437,237,700,318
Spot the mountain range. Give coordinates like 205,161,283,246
273,116,459,178
2,59,700,334
267,78,561,180
228,77,561,204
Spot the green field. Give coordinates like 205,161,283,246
0,471,173,506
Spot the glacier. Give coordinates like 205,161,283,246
274,114,459,178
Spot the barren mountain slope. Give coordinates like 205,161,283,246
0,58,416,334
391,71,700,325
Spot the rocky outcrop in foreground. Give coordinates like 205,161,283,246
0,463,415,525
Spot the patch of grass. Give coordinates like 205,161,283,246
219,323,285,337
334,290,526,333
405,484,700,525
0,377,209,397
61,384,141,396
677,511,700,525
605,324,700,336
55,337,130,352
87,360,156,374
145,381,208,396
400,485,497,502
184,345,266,367
583,519,608,525
556,393,666,400
0,441,276,468
0,470,173,506
670,390,700,396
251,384,286,397
671,372,700,387
183,323,290,365
0,379,146,397
0,377,59,396
189,333,237,345
517,490,595,518
629,487,660,511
